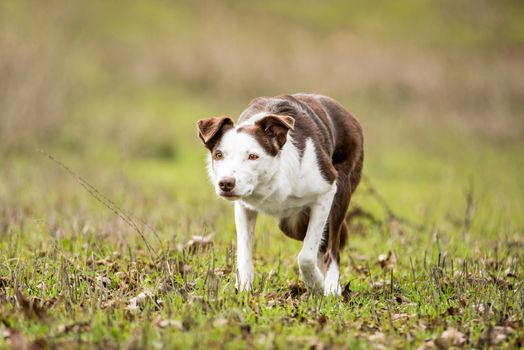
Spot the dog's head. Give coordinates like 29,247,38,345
197,115,295,200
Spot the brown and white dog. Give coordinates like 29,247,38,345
197,94,363,295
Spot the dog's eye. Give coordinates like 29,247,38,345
214,151,224,160
248,154,259,161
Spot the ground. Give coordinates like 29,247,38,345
0,1,523,349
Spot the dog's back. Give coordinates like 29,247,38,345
239,93,363,192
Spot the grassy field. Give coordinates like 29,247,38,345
1,1,523,349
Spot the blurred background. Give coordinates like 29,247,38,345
1,0,523,241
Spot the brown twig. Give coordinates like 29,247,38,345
346,206,382,226
37,149,157,260
355,175,427,232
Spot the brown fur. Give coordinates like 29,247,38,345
237,115,295,156
197,116,234,151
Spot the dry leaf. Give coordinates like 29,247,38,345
186,234,213,253
368,332,386,343
435,327,466,349
285,281,307,298
416,339,436,350
391,313,409,322
286,336,324,350
156,319,184,330
368,332,386,349
4,329,47,350
15,290,46,320
378,251,396,270
369,280,390,290
125,290,152,312
342,282,352,303
5,329,28,350
212,318,228,328
57,321,90,335
486,326,514,346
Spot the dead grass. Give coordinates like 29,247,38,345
0,0,523,152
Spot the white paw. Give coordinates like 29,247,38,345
323,279,342,296
235,278,252,292
235,264,254,292
323,262,341,296
298,255,324,291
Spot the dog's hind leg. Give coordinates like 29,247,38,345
323,172,353,295
297,183,337,292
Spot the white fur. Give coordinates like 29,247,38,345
296,182,337,292
208,130,278,199
207,122,339,294
234,202,257,290
324,257,341,295
236,112,268,127
240,139,332,218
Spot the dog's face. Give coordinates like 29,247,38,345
197,115,294,200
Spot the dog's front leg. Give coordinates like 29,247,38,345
235,202,258,291
298,183,337,292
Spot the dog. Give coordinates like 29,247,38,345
197,94,363,295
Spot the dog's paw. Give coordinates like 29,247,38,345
323,279,342,296
235,266,254,292
323,261,341,296
298,256,324,291
235,281,251,292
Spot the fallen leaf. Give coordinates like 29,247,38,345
57,321,91,335
435,327,466,349
15,290,46,320
378,251,396,270
368,332,386,349
125,290,153,312
368,332,386,343
156,319,184,330
285,281,307,298
316,315,327,329
3,329,48,350
95,275,111,288
286,336,323,350
487,325,514,346
369,280,390,290
391,313,409,322
212,318,228,328
342,282,352,303
5,329,28,350
100,299,121,310
446,306,459,316
416,339,436,350
186,235,213,253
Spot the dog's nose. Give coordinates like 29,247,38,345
218,177,236,192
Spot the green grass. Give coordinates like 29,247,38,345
1,129,522,349
1,0,524,348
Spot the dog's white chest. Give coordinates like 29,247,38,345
240,138,333,218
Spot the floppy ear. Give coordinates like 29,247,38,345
197,116,234,150
255,115,295,149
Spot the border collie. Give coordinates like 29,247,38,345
197,94,363,295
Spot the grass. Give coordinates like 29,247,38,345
1,0,523,349
1,130,522,349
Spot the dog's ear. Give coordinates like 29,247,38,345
197,116,234,150
255,115,295,149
